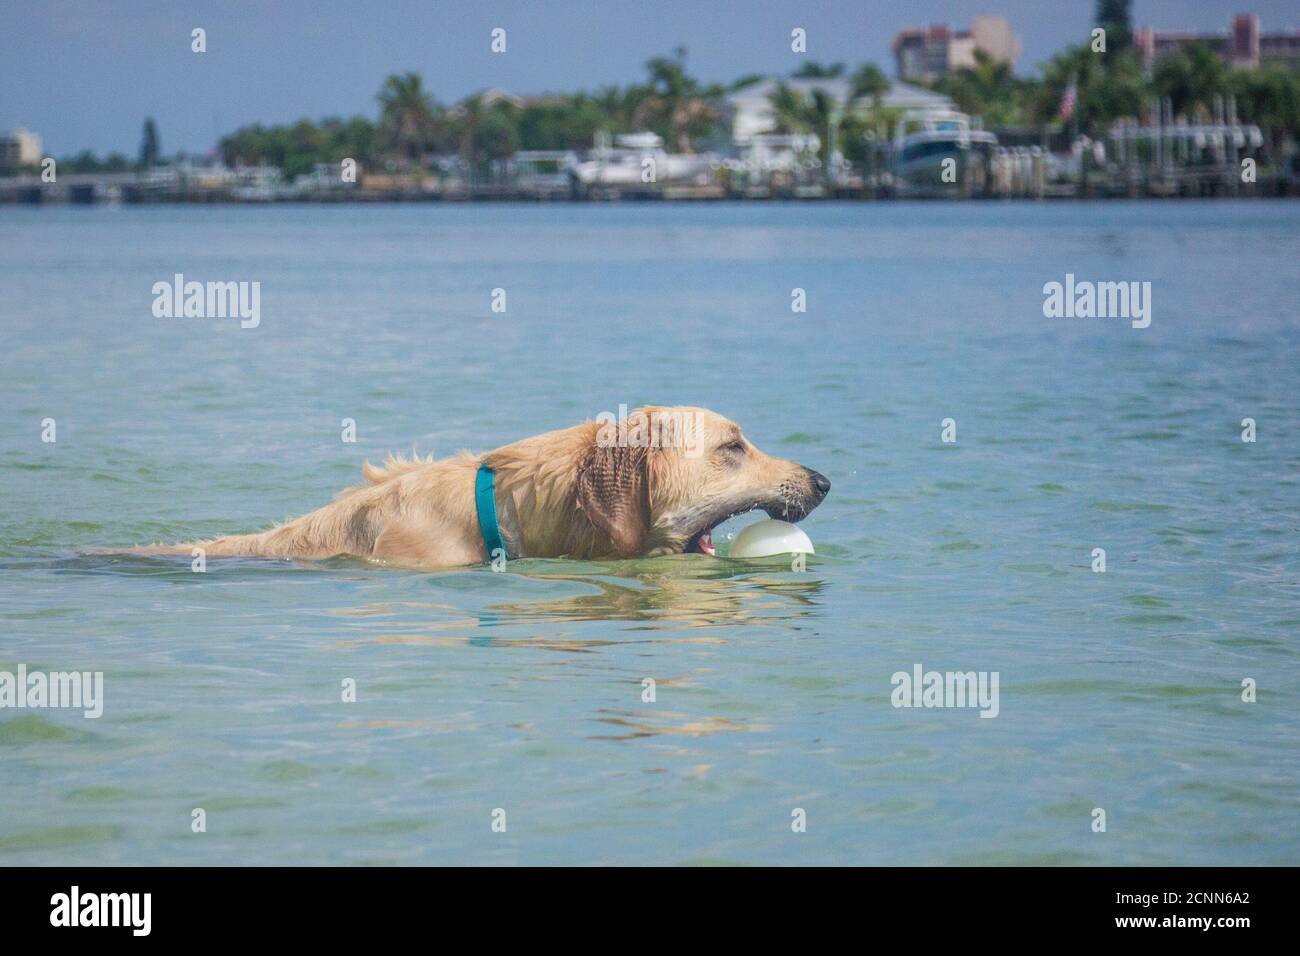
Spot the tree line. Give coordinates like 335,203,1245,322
18,2,1300,177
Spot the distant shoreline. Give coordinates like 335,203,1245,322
5,184,1298,205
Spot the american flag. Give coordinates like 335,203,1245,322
1059,79,1077,121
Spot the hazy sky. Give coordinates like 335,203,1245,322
4,1,1298,156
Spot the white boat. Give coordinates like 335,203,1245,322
571,131,712,189
892,109,998,197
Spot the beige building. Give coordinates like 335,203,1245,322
0,128,43,167
892,15,1022,82
1135,14,1300,72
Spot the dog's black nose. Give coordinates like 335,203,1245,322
808,470,831,497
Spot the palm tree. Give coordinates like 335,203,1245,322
1095,0,1133,53
844,64,896,151
376,72,440,164
850,64,888,105
1230,67,1300,154
935,50,1024,127
450,93,485,167
808,88,840,166
768,83,815,135
449,94,520,175
139,118,160,168
1036,43,1144,132
767,84,839,174
1153,42,1226,119
630,50,718,152
793,61,845,79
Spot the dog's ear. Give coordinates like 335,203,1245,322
577,443,651,558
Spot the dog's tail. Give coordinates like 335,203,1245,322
127,500,367,559
129,531,279,557
120,457,418,560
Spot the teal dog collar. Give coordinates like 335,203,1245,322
475,464,507,561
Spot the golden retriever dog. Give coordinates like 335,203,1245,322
135,406,830,568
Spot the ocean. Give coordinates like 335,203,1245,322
1,200,1297,864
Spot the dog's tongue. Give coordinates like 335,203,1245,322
698,532,715,556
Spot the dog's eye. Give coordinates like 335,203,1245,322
720,440,746,456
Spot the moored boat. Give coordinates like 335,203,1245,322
892,109,998,198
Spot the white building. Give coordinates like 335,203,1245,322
724,77,954,145
0,128,43,166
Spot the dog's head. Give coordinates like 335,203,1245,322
577,406,830,557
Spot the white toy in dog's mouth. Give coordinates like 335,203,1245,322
726,519,814,559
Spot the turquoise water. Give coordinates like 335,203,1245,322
1,201,1297,865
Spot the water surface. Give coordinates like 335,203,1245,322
1,201,1298,864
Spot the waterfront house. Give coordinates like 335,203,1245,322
723,77,954,146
